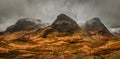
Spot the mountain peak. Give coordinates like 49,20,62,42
51,14,79,32
57,13,68,17
85,17,107,31
87,17,102,26
17,18,42,24
85,17,117,40
56,13,73,21
5,18,43,33
58,13,67,16
91,17,100,21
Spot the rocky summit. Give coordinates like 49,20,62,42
41,14,84,38
5,18,43,33
51,14,79,32
85,17,117,40
85,17,108,31
0,14,119,59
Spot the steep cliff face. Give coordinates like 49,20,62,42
5,18,44,33
0,14,119,59
85,17,117,41
51,14,79,32
41,14,91,40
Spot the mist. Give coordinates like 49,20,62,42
0,0,120,31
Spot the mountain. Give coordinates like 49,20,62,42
0,14,120,59
85,17,117,41
5,18,44,33
51,14,80,32
41,14,90,40
0,32,4,35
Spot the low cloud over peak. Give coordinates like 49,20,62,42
0,0,120,31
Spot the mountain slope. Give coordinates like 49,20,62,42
0,14,119,59
39,14,91,42
5,18,44,33
51,14,80,32
85,17,117,41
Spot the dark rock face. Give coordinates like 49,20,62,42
51,14,79,32
0,32,5,35
85,17,110,34
6,18,43,33
85,17,117,40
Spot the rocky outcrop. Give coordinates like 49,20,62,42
85,17,109,34
5,18,44,33
41,14,92,39
41,14,81,38
85,17,117,40
51,14,79,32
0,31,5,35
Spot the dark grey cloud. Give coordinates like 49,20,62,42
0,0,120,31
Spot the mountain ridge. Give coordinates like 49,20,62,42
51,14,80,32
0,14,119,59
85,17,117,41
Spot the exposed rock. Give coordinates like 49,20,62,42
85,17,108,32
85,17,117,40
42,26,55,38
5,18,44,33
0,31,5,35
41,14,82,38
51,14,79,32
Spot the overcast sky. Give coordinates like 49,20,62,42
0,0,120,31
